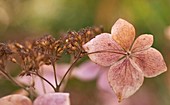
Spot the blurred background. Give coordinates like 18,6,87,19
0,0,170,105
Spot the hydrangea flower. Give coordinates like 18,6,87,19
83,18,167,101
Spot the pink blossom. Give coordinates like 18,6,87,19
72,61,101,81
83,18,167,101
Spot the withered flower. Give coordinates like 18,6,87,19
63,26,103,58
0,26,103,94
0,43,13,70
6,35,64,76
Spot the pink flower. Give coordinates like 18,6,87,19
83,18,167,101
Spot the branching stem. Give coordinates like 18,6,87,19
51,62,58,91
0,69,28,93
58,52,81,88
31,71,57,92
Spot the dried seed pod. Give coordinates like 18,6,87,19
63,26,103,57
0,26,103,76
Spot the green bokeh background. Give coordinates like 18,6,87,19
0,0,170,105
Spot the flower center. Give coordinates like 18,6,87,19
126,51,131,56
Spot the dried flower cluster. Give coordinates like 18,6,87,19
63,26,103,57
0,43,13,70
0,26,103,77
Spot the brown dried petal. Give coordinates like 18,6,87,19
111,19,135,51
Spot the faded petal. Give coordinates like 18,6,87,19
73,61,100,81
111,19,135,50
83,33,124,66
131,34,153,52
132,48,167,77
0,94,32,105
108,58,144,101
33,93,70,105
97,68,113,93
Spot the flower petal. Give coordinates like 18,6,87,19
34,93,70,105
0,94,32,105
132,48,167,77
131,34,153,52
83,33,124,66
73,61,100,81
108,58,144,101
97,68,113,93
111,18,135,50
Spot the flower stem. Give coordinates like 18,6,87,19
58,52,81,88
39,69,46,94
32,71,57,92
84,50,125,55
0,69,28,93
51,62,58,91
